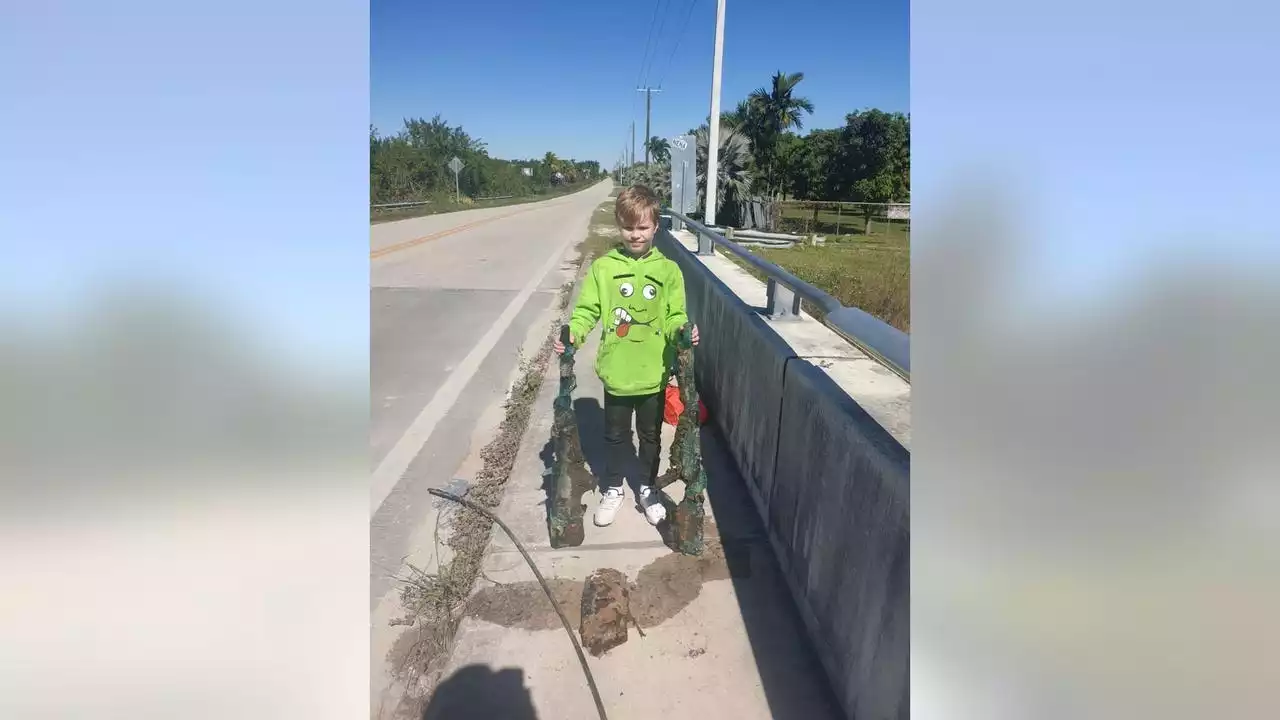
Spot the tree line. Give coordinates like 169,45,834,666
370,116,603,205
631,71,909,226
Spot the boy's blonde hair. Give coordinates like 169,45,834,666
615,184,661,226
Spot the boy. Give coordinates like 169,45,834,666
554,184,700,527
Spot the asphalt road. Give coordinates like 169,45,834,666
369,181,613,606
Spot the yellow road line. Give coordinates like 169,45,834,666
369,197,576,261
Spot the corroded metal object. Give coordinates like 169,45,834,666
668,322,707,556
548,325,589,548
579,568,630,656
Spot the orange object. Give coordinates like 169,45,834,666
664,384,708,426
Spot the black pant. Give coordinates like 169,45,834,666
602,391,663,491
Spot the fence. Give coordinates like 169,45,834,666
771,200,911,239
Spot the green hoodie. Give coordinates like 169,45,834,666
568,245,689,396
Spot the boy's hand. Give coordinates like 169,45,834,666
689,324,700,346
553,332,575,355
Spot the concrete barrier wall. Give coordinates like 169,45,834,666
657,231,793,507
657,229,910,720
774,361,910,720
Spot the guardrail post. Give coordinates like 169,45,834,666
697,229,715,256
766,279,803,320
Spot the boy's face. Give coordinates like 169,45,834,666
617,213,657,255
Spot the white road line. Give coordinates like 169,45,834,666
369,229,580,516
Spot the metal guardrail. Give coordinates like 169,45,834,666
371,200,432,210
664,209,910,381
371,194,527,210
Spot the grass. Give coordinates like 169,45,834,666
731,232,910,332
576,200,621,261
371,180,602,224
775,206,911,245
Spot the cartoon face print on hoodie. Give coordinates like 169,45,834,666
566,246,689,397
608,272,664,342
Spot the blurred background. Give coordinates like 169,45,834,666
2,0,1277,718
1,1,369,717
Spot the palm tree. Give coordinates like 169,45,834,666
720,100,746,129
694,122,753,225
646,136,671,166
632,163,672,204
747,71,814,198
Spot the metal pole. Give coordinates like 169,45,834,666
680,161,687,213
705,0,726,226
630,121,636,181
637,88,662,167
679,160,688,231
645,90,651,166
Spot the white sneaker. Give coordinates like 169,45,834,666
594,487,625,526
637,485,667,526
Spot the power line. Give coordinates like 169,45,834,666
632,0,666,146
646,0,675,87
635,0,664,91
655,0,702,89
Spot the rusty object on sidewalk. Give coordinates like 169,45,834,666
548,324,589,548
579,568,631,656
658,322,708,555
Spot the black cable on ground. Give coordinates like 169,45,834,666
426,487,609,720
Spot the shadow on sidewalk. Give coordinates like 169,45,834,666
421,665,538,720
537,395,652,514
697,421,845,720
536,397,608,530
572,397,608,485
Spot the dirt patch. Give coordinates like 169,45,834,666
631,536,732,626
466,577,584,630
463,518,752,635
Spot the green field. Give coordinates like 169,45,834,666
736,232,910,333
775,204,911,244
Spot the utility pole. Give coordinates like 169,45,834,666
630,121,636,179
636,87,663,165
705,0,726,226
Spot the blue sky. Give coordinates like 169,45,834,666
2,0,1275,370
371,0,908,166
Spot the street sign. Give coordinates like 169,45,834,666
668,134,696,228
448,157,465,202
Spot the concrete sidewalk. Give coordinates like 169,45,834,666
427,323,842,719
